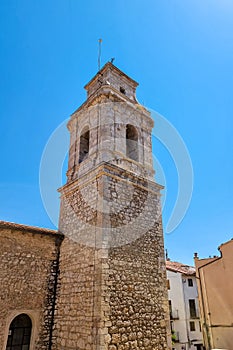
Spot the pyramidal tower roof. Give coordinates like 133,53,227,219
84,62,138,102
85,62,138,89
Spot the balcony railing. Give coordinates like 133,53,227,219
171,331,180,342
190,311,199,319
174,331,180,342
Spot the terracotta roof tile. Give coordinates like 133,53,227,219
166,260,196,276
0,220,61,237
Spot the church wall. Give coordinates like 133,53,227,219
0,226,62,350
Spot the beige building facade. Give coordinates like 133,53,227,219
0,63,171,350
195,239,233,350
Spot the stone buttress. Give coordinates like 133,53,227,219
53,63,171,350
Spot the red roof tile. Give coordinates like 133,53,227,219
166,260,196,276
0,220,60,236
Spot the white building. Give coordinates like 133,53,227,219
166,260,204,350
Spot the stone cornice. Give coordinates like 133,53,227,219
68,89,153,131
59,162,163,197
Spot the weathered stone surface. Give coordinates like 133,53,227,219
54,162,170,349
0,225,62,350
53,63,171,350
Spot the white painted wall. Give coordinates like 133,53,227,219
183,276,202,347
167,269,203,350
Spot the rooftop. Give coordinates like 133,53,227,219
84,62,138,91
0,220,60,236
166,260,196,276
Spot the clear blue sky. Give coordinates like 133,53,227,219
1,0,233,265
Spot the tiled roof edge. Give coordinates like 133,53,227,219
0,220,61,237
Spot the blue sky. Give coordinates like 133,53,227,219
1,0,233,265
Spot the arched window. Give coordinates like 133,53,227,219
79,128,90,164
126,124,138,162
6,314,32,350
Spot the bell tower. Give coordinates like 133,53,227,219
53,63,171,350
66,62,154,183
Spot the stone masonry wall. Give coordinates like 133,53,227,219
67,101,155,183
54,168,103,349
55,164,171,350
108,231,168,350
0,226,62,350
104,166,170,350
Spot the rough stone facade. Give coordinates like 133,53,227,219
0,221,63,350
54,63,171,349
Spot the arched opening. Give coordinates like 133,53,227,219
126,124,138,162
6,314,32,350
79,128,90,164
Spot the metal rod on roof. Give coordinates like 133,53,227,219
98,38,102,71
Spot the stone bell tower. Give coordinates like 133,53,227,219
53,63,171,350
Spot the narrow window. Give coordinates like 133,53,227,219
169,300,172,318
189,299,197,318
126,124,138,162
188,278,193,287
167,279,170,290
79,128,90,164
6,313,32,350
190,321,195,331
120,86,126,94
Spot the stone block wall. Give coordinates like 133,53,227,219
55,163,171,350
67,101,155,183
105,167,170,350
52,239,94,349
107,230,169,350
0,223,62,350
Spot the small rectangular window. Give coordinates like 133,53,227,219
169,300,172,318
167,279,170,290
189,299,197,318
190,321,195,331
188,278,193,287
169,300,172,311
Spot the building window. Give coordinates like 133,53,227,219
167,279,170,290
120,86,126,94
188,278,193,287
190,321,196,331
189,299,197,318
79,128,90,164
169,300,172,317
6,313,32,350
169,300,179,319
126,124,138,162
